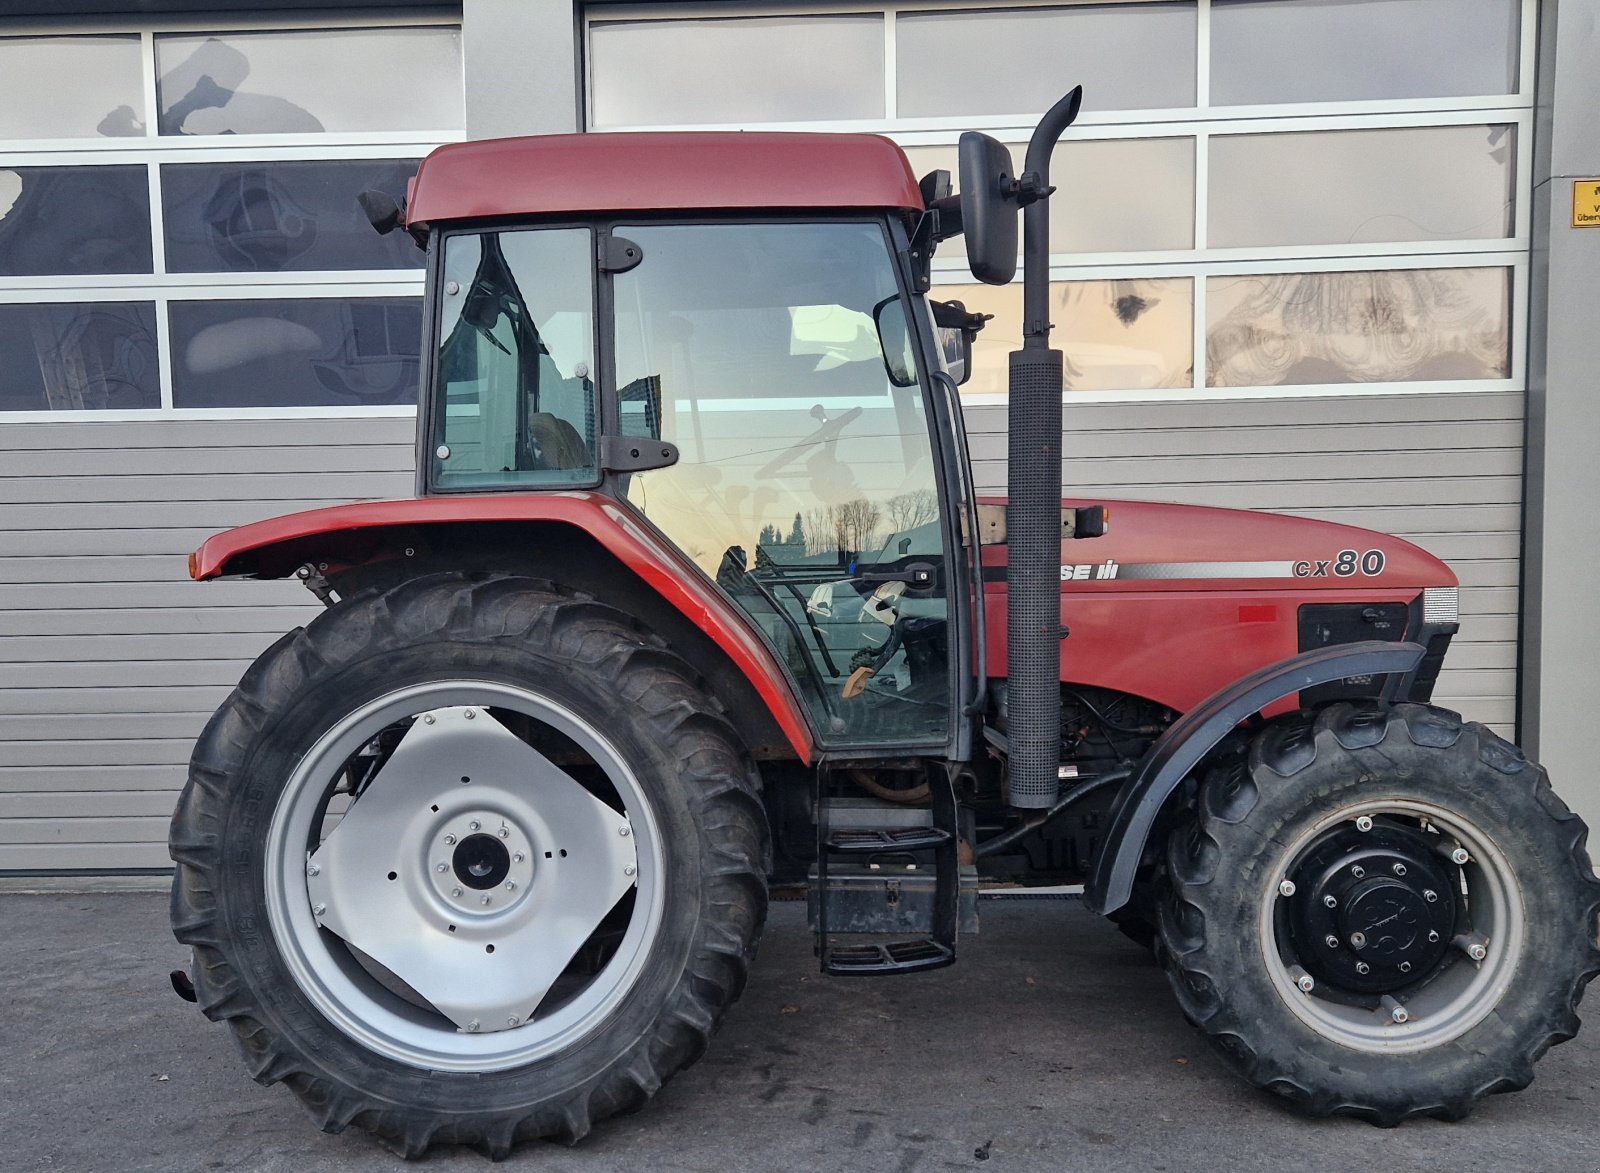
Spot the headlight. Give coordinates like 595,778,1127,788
1422,586,1459,625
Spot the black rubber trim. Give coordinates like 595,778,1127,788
1084,640,1427,915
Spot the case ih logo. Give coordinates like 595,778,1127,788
1061,560,1120,581
1059,550,1388,583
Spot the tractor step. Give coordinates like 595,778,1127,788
823,937,953,976
825,826,952,853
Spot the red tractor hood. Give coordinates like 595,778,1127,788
978,497,1456,714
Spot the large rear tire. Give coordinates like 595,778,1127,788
1156,701,1600,1124
170,573,769,1157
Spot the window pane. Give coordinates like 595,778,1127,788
0,166,152,276
1206,268,1510,387
162,159,420,273
615,222,951,747
1212,0,1519,105
897,3,1196,117
904,136,1194,254
936,278,1193,394
156,27,463,135
1210,126,1515,249
589,16,884,127
434,230,597,489
0,35,145,138
170,297,420,407
0,303,159,411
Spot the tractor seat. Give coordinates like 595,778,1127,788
528,411,590,470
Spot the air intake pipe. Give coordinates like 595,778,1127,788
1005,86,1082,808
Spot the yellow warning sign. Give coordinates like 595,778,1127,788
1574,179,1600,227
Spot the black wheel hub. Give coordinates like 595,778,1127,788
1287,824,1459,995
452,833,512,891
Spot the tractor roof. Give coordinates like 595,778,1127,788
404,132,925,228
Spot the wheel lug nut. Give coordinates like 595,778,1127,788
480,894,492,906
306,863,320,877
619,826,631,838
422,714,436,725
507,1016,520,1027
1454,932,1489,962
512,852,525,863
465,1019,480,1033
312,903,327,917
444,834,457,846
1450,847,1470,865
1423,889,1437,903
1398,961,1412,973
451,887,463,898
1349,931,1367,949
1392,862,1407,877
498,827,510,839
1324,935,1340,949
463,709,476,719
1288,965,1315,993
1355,961,1371,975
1355,816,1374,832
469,820,481,832
436,862,449,873
1381,995,1409,1024
624,865,637,877
1323,894,1337,908
1350,865,1365,878
1278,880,1297,897
505,880,516,891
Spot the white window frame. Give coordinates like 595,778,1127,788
0,9,464,422
583,0,1538,405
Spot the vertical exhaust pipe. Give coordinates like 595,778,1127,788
1005,87,1082,809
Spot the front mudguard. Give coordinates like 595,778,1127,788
1083,640,1427,916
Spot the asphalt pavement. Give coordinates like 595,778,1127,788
2,889,1597,1172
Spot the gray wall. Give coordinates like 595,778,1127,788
1521,0,1600,833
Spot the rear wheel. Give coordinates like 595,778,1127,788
170,574,768,1157
1156,701,1600,1124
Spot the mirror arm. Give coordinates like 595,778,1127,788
1019,85,1083,349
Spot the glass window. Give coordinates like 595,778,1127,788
1209,125,1515,249
0,302,159,411
934,278,1194,394
1206,268,1510,387
896,3,1196,118
162,159,421,273
903,136,1195,254
0,35,145,139
614,222,951,748
1211,0,1519,106
0,166,152,276
170,297,421,407
588,15,884,127
433,229,596,489
155,27,463,135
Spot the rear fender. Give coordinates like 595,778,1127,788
190,493,814,761
1083,640,1427,916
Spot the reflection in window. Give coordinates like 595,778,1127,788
896,3,1196,117
903,137,1195,254
588,15,884,127
0,166,152,276
0,303,159,411
932,279,1194,394
614,222,950,747
0,35,145,139
1211,0,1519,105
1210,126,1515,248
170,297,421,407
433,230,596,489
162,159,420,273
155,27,463,135
1206,268,1510,387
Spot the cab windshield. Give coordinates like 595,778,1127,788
613,221,951,749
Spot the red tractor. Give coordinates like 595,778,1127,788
170,91,1600,1156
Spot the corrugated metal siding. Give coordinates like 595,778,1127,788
0,391,1523,871
0,417,415,871
964,390,1524,738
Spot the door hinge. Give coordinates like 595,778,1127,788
600,434,678,472
599,235,643,274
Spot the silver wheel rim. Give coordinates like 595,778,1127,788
1258,797,1524,1054
264,680,665,1073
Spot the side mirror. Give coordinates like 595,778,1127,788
930,298,992,386
872,296,919,388
357,190,403,235
957,132,1018,285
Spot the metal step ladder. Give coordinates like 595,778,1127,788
811,767,968,976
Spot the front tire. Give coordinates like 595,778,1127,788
1156,701,1600,1124
170,574,769,1157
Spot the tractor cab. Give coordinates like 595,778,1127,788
402,132,986,753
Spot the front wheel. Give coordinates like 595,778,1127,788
1157,701,1600,1124
170,574,769,1157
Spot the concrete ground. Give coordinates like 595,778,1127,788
2,890,1598,1173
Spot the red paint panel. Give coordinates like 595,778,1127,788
190,493,814,760
405,133,924,227
979,496,1456,713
